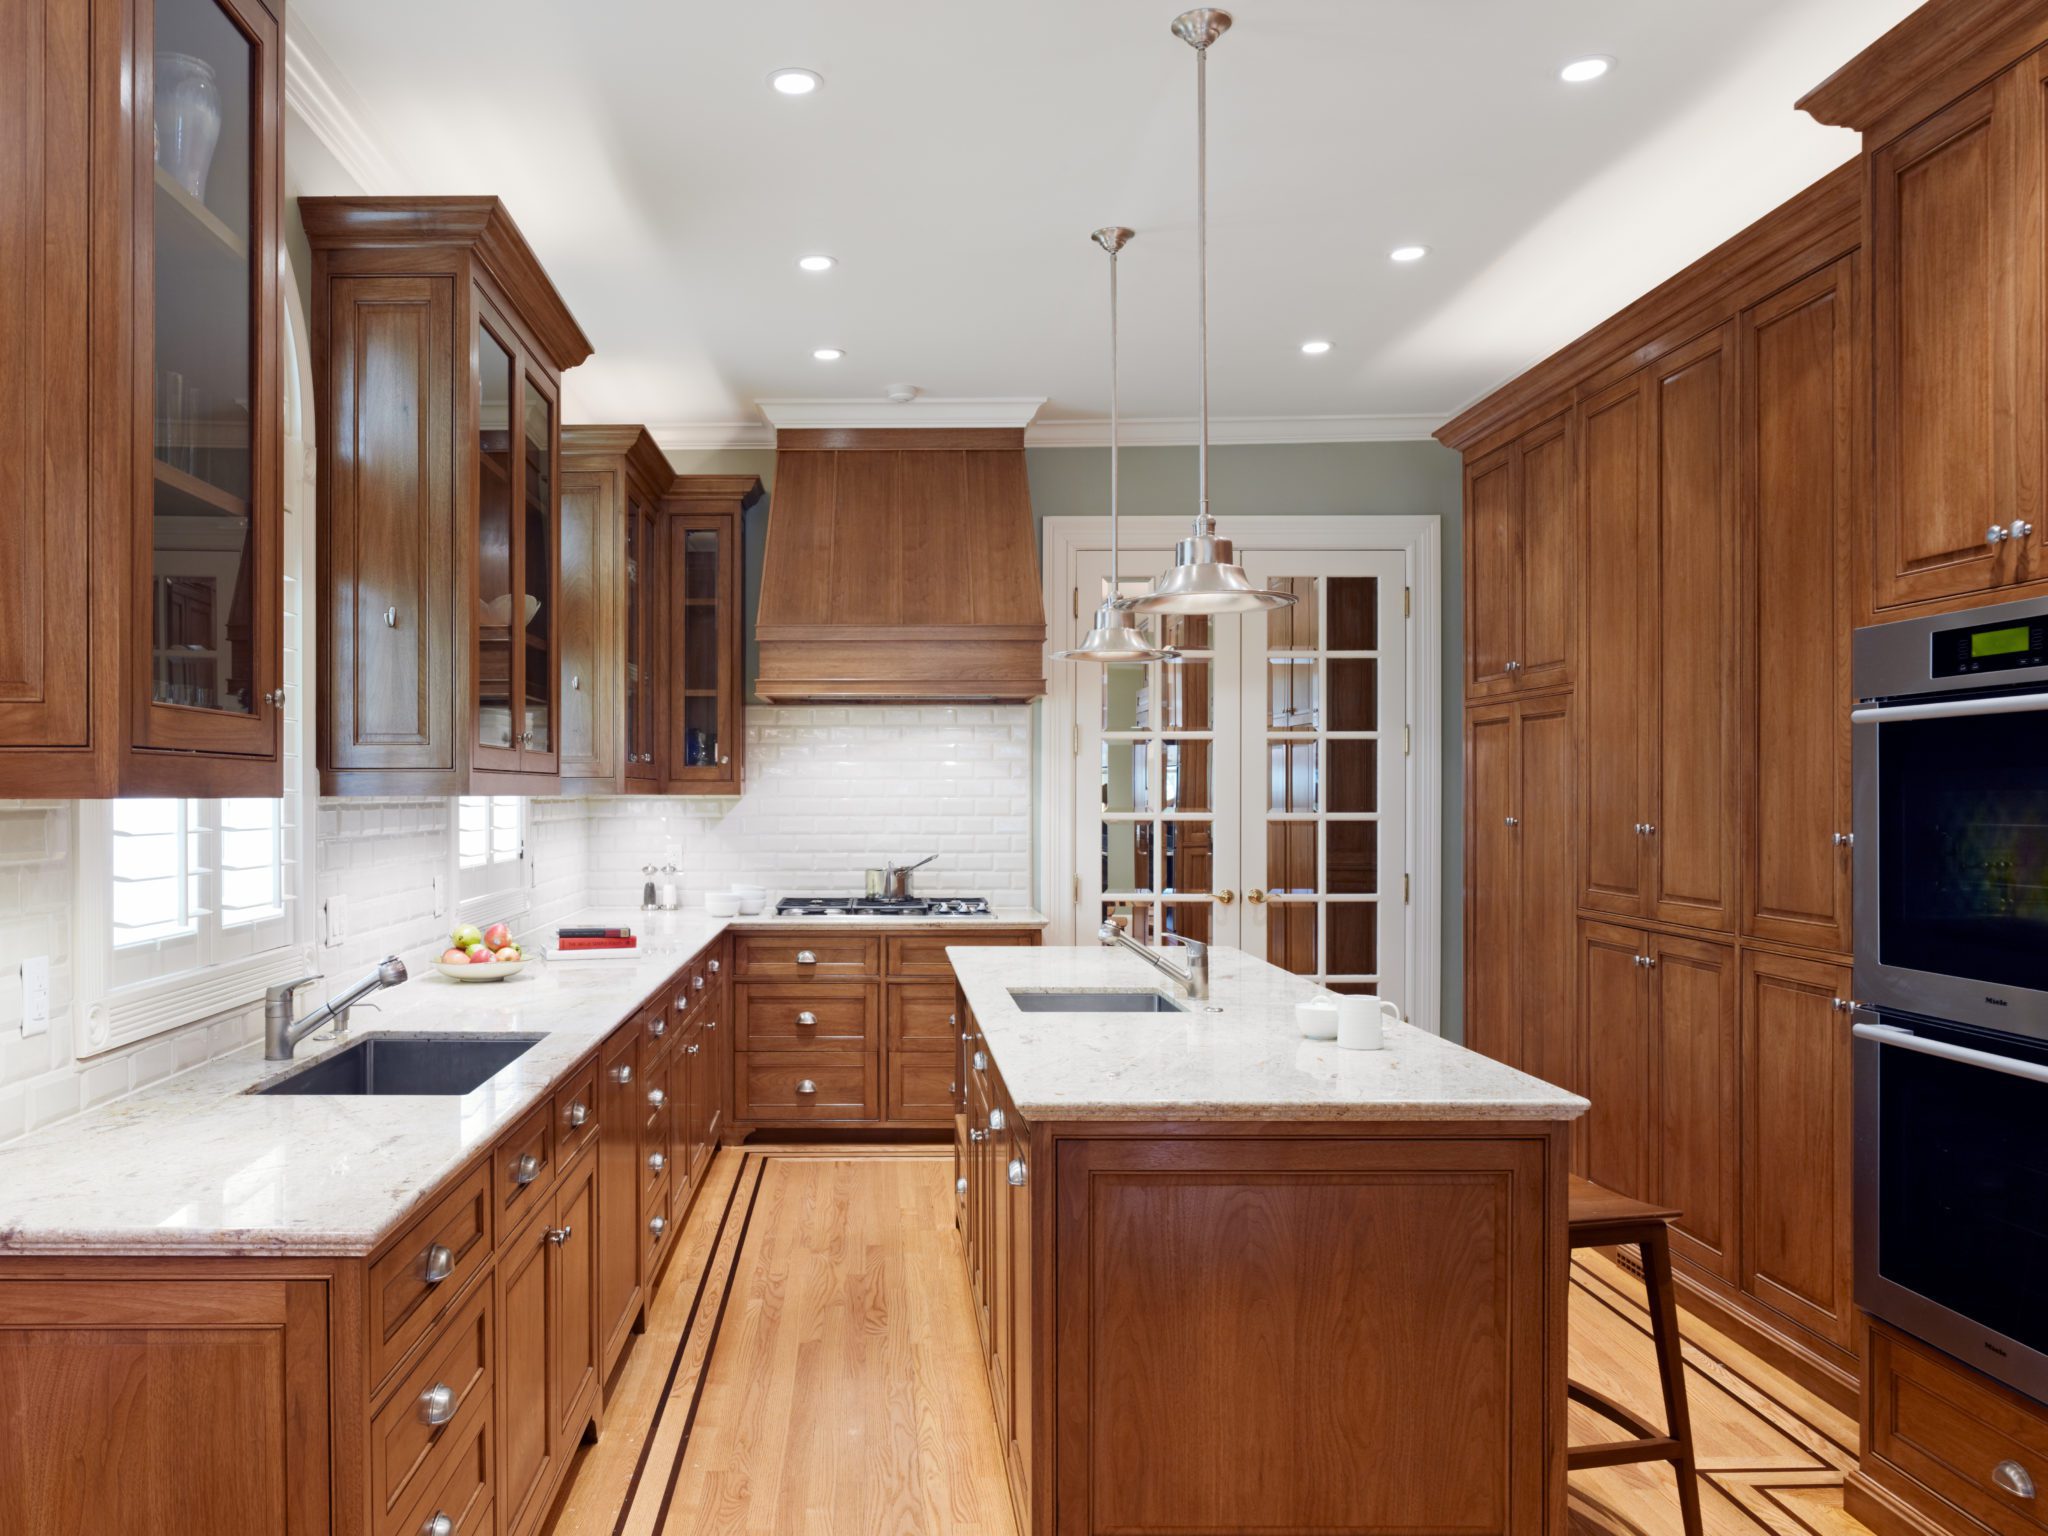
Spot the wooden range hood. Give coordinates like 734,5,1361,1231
755,428,1047,702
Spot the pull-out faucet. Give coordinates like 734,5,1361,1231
264,956,408,1061
1098,919,1209,1000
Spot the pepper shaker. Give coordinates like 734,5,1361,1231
641,864,659,912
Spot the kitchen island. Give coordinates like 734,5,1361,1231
949,943,1588,1536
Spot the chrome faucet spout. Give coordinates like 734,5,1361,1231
265,956,409,1061
1097,921,1209,1001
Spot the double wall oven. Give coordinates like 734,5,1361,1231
1853,594,2048,1403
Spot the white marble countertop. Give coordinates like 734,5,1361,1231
0,905,1047,1258
950,944,1589,1123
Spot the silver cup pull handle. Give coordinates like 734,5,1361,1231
796,949,817,965
418,1382,456,1426
510,1153,540,1186
1993,1459,2037,1500
796,1079,817,1095
649,1215,667,1237
422,1514,454,1536
647,1087,666,1110
1008,1159,1027,1187
612,1064,633,1085
797,1010,818,1027
419,1243,454,1284
566,1100,588,1127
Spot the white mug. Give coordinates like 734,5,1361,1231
1337,997,1401,1051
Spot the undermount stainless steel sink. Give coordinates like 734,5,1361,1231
1007,989,1186,1014
251,1033,543,1096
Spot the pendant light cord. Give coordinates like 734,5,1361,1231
1194,38,1210,530
1109,239,1121,588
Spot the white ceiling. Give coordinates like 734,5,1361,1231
287,0,1918,444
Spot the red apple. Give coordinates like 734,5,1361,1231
493,945,520,963
464,941,488,958
439,948,471,965
468,951,493,965
483,922,512,950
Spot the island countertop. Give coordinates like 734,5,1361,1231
949,942,1589,1122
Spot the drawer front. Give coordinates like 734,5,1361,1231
643,1001,676,1056
1870,1323,2048,1536
888,1053,957,1124
738,1052,879,1120
644,1167,674,1269
394,1392,493,1536
673,963,711,1021
887,930,1037,977
492,1098,557,1227
554,1055,600,1164
371,1280,493,1534
888,983,959,1051
368,1160,493,1387
735,933,879,978
737,982,876,1050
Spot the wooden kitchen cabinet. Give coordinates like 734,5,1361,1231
305,196,593,795
558,426,676,794
596,1022,644,1381
1464,404,1575,697
660,476,760,795
0,0,286,796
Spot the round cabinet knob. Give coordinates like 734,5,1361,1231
969,1129,988,1143
708,959,721,974
1215,889,1235,905
1832,997,1859,1014
571,674,581,690
647,1088,666,1110
987,1108,1006,1132
1643,823,1657,837
795,949,818,965
1504,816,1520,827
2015,520,2037,542
417,1382,456,1427
265,687,286,708
1993,1460,2037,1500
422,1514,454,1536
1831,831,1853,847
546,1225,573,1246
566,1100,588,1128
1007,1159,1027,1187
510,1153,541,1186
686,1043,700,1056
419,1243,454,1284
649,1215,667,1238
648,1152,666,1173
383,605,398,627
956,1177,969,1197
796,1011,818,1027
651,1018,666,1038
796,1079,817,1095
719,754,731,766
1984,523,2004,544
612,1065,633,1086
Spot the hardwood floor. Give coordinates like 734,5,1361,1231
544,1148,1876,1536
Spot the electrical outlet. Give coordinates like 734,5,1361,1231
323,895,347,947
20,956,49,1038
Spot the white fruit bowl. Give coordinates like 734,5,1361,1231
435,959,530,983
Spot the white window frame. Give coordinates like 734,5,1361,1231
1038,513,1444,1034
452,795,531,928
71,255,320,1059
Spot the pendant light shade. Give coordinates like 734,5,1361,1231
1056,226,1176,663
1131,10,1296,617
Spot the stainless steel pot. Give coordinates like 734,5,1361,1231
878,855,937,902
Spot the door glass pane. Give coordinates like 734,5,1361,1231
1267,822,1317,896
1327,904,1377,976
1102,740,1150,814
1268,659,1319,729
1267,902,1317,975
1265,578,1319,649
1326,740,1377,813
150,0,256,714
1158,613,1211,652
476,327,515,749
1327,822,1378,894
1269,742,1317,813
1328,577,1377,650
680,528,723,767
1161,819,1213,894
1160,740,1210,812
625,500,644,766
1102,821,1150,895
1328,658,1377,732
1103,665,1150,732
1105,900,1156,945
1163,902,1212,944
1159,661,1211,730
522,379,553,752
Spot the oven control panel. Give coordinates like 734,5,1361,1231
1931,614,2048,678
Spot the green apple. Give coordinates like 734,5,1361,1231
464,941,489,959
451,924,484,950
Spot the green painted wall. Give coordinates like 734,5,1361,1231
668,438,1466,1040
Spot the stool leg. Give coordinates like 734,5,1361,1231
1641,1227,1704,1536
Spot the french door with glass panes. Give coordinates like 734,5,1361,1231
1075,549,1408,1004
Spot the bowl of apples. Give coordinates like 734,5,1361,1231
435,923,530,982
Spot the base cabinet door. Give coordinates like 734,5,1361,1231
596,1026,643,1380
1515,694,1577,1098
1651,935,1741,1281
1581,921,1654,1202
1463,702,1520,1067
552,1147,602,1459
1741,951,1855,1351
498,1202,557,1536
0,1278,330,1535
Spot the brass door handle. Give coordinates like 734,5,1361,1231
1246,889,1268,905
1215,889,1235,905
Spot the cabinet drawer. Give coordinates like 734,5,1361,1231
672,963,712,1020
644,1167,674,1269
888,1053,957,1124
888,930,1035,977
737,1052,879,1120
394,1391,493,1536
735,933,879,978
643,1002,677,1057
371,1280,493,1535
1869,1323,2048,1535
368,1160,493,1388
737,982,876,1049
491,1098,557,1227
555,1055,600,1163
889,983,959,1051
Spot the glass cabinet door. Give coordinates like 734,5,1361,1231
474,322,518,763
624,498,660,782
668,514,737,788
142,0,277,755
520,370,556,767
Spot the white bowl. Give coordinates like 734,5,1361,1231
730,887,767,915
704,893,743,918
1295,998,1340,1040
436,958,529,983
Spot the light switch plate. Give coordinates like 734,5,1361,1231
323,895,346,947
431,874,444,919
20,955,49,1038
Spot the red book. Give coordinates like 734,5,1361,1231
555,935,638,951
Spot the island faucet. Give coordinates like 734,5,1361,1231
1098,919,1209,1001
264,956,408,1061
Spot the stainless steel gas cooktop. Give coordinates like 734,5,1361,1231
773,896,994,918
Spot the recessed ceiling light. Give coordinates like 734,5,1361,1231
797,254,836,273
1300,340,1333,355
812,347,844,362
1389,245,1429,263
1559,56,1612,83
769,68,822,95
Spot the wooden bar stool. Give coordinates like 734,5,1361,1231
1567,1175,1705,1536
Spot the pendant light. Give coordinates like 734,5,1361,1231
1130,9,1296,616
1055,226,1176,662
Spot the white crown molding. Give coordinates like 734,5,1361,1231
283,27,402,194
754,397,1047,431
1023,413,1446,447
649,422,778,453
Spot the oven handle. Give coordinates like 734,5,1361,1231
1851,693,2048,724
1853,1022,2048,1086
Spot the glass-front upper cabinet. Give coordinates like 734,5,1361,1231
662,478,761,795
625,494,662,785
136,0,281,770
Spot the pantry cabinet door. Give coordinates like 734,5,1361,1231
1651,934,1740,1282
1464,444,1520,697
1516,409,1576,693
1516,694,1577,1099
1463,701,1519,1068
1580,920,1652,1203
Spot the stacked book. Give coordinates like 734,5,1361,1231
544,925,638,962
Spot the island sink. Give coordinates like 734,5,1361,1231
252,1033,543,1096
1006,989,1185,1014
